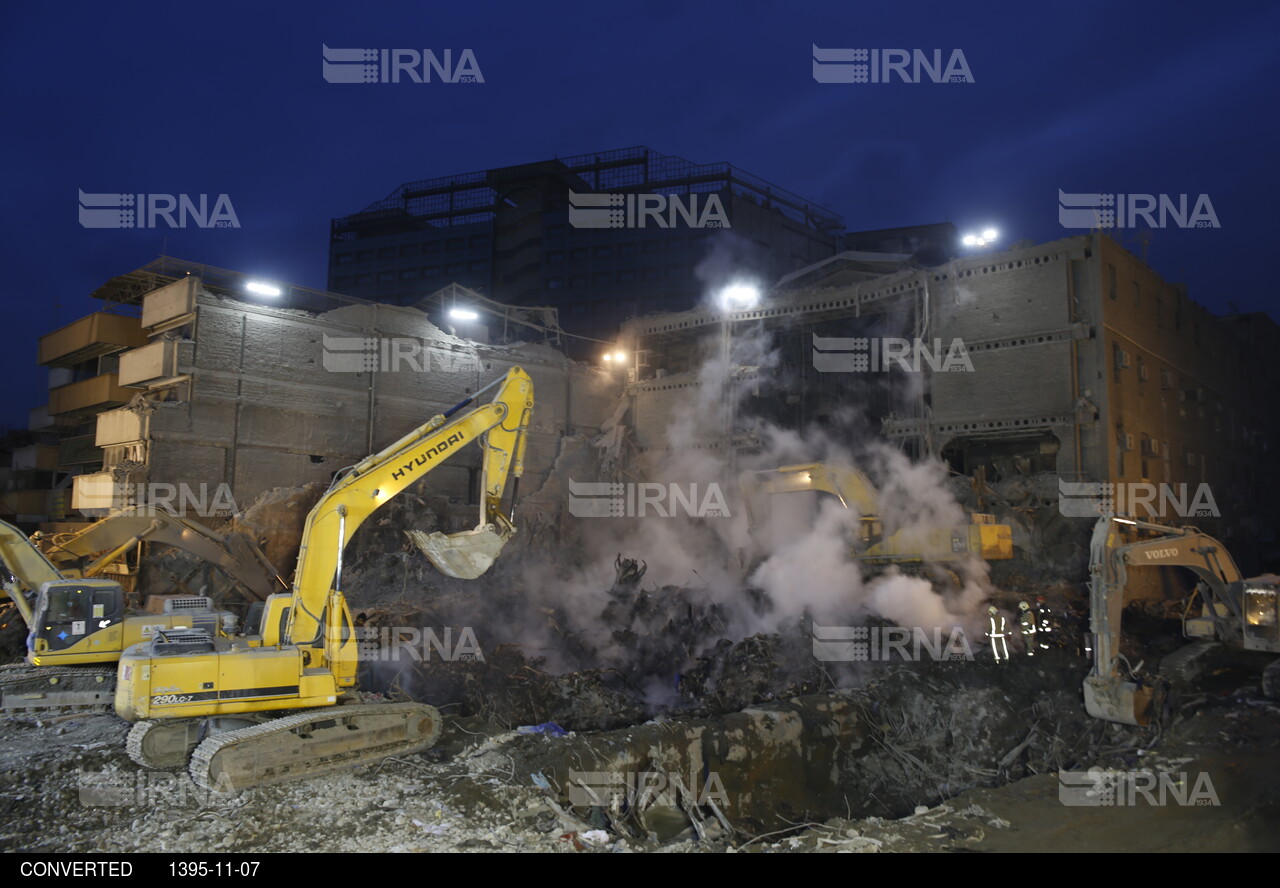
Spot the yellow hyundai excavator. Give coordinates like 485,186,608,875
739,462,1012,564
1084,515,1280,726
116,367,534,791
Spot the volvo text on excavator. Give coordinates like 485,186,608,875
1084,515,1280,726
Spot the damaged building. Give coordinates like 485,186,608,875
620,230,1280,570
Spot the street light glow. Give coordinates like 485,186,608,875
961,228,1000,248
449,308,479,321
246,281,281,297
718,282,761,312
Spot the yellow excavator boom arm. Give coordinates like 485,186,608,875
285,367,533,648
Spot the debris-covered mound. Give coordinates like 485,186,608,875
0,605,26,662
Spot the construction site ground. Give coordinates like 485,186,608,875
1,645,1276,854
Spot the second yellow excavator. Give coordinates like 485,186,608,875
739,462,1012,564
116,367,534,791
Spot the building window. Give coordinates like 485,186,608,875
547,278,564,289
593,245,613,258
376,271,395,283
378,247,395,259
547,251,565,263
570,248,588,261
399,244,420,258
336,252,357,265
447,238,464,250
398,268,419,281
469,236,488,248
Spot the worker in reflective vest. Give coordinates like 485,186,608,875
986,606,1009,663
1035,596,1054,651
1018,601,1037,657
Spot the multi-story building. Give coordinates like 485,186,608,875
327,146,844,350
620,232,1279,571
18,257,619,547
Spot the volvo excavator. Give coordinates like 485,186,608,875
116,366,534,791
1084,515,1280,726
739,462,1013,564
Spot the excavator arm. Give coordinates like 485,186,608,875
285,367,533,648
1085,516,1242,725
0,519,62,626
36,507,284,602
740,463,881,527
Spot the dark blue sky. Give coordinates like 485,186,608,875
3,0,1277,427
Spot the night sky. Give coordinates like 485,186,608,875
3,0,1277,427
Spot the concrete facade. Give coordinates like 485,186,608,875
88,275,621,528
620,233,1278,563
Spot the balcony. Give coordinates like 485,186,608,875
38,313,148,368
48,374,135,416
119,340,179,387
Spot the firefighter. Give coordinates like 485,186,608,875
1018,601,1037,656
986,605,1010,663
1035,596,1054,651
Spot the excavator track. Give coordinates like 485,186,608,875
189,702,442,793
1160,640,1219,685
127,719,205,770
1262,659,1280,701
0,663,115,714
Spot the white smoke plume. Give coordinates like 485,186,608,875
529,315,998,658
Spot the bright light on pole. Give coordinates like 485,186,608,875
718,282,761,312
246,281,281,297
449,308,479,322
961,228,1000,248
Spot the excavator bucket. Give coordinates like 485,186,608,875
405,526,510,580
1083,676,1153,726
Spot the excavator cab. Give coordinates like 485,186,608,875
29,579,125,653
1241,577,1280,653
